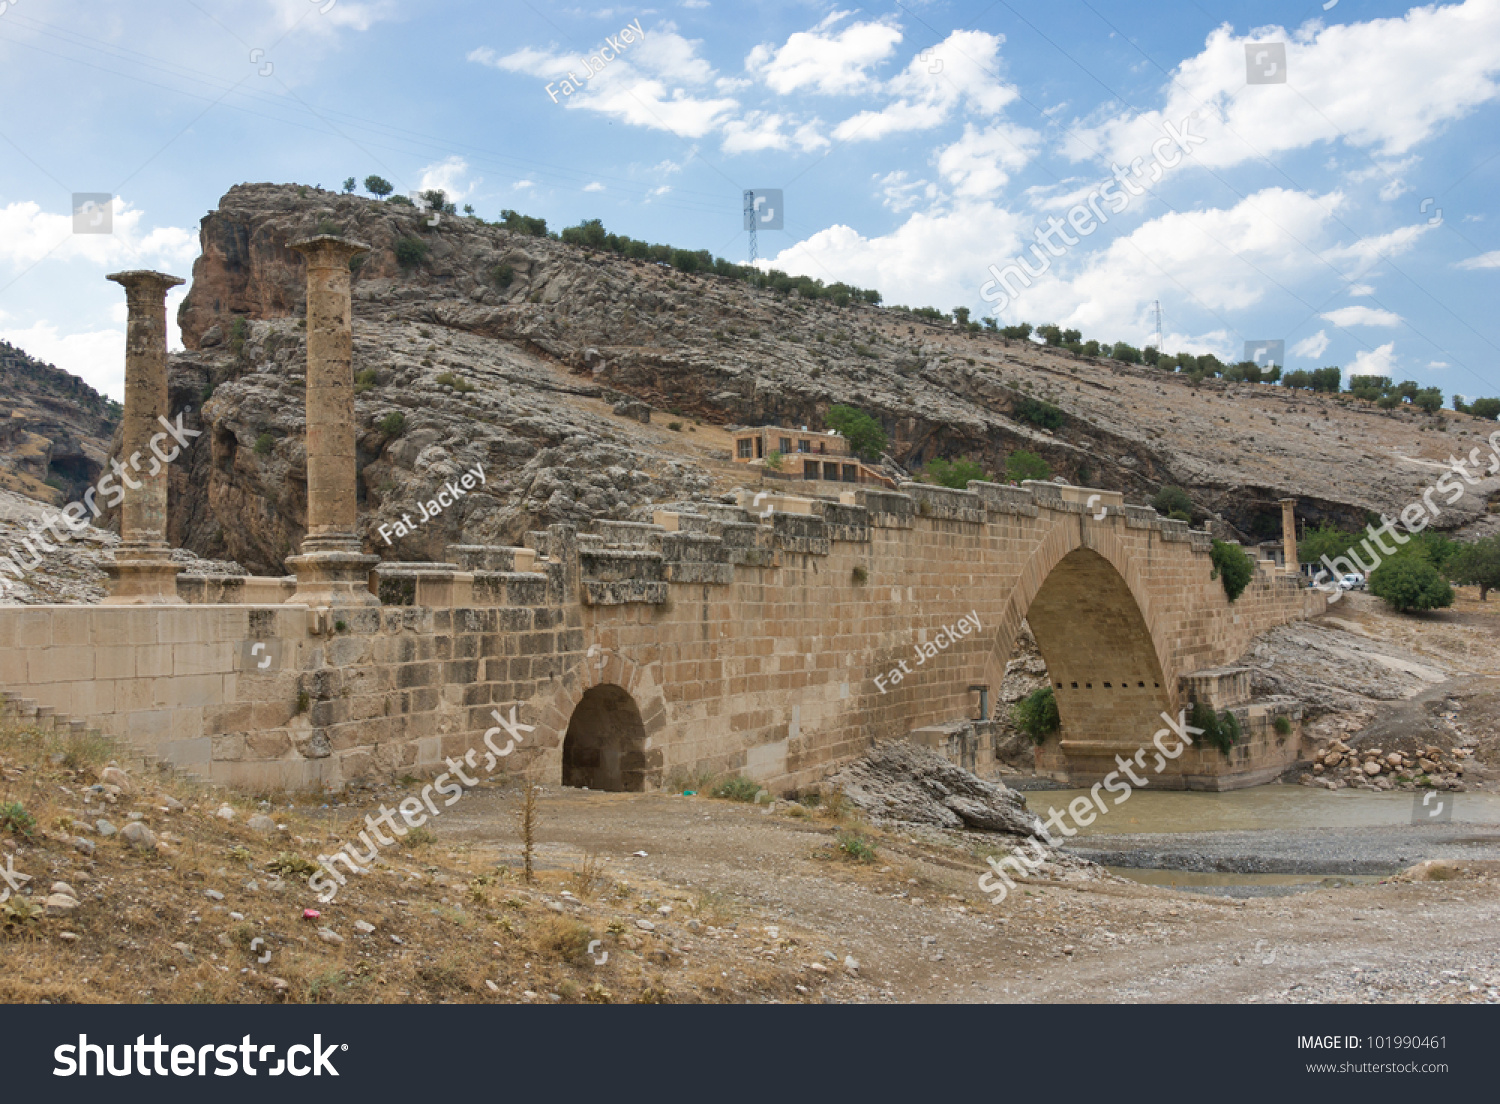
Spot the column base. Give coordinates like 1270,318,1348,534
285,549,380,608
103,547,184,605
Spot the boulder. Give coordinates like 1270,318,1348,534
120,822,158,850
827,740,1040,836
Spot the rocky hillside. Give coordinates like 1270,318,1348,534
139,181,1497,571
0,342,118,505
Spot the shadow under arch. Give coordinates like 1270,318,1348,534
1018,546,1173,780
561,683,650,791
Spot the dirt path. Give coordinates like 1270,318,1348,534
438,786,1500,1004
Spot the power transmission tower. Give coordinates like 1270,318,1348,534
1151,300,1164,353
743,190,757,263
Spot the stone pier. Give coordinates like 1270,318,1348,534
285,235,378,608
1280,497,1298,573
103,269,185,605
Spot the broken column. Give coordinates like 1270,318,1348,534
1279,497,1298,573
285,235,378,608
103,269,186,604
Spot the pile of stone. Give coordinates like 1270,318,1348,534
825,740,1042,836
1306,740,1470,791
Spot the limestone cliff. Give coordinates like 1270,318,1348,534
0,341,118,505
157,182,1499,573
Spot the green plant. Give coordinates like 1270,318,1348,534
667,421,683,431
765,449,783,471
394,236,429,270
824,405,888,459
518,780,538,884
1150,485,1193,518
0,800,36,840
851,565,868,585
354,368,378,394
267,852,318,877
379,412,406,436
295,690,311,714
711,775,761,802
253,432,274,456
334,619,348,632
1210,540,1254,602
491,263,514,288
923,457,986,488
364,175,393,197
1189,700,1241,756
1011,686,1060,745
434,371,475,393
2,893,43,934
401,826,435,849
1445,535,1500,601
1274,715,1292,736
228,316,249,356
836,828,877,863
1013,396,1064,430
1004,449,1050,483
1370,556,1454,612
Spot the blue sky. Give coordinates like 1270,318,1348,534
1,0,1498,401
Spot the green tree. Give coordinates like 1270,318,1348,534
1012,396,1064,430
1446,536,1500,600
1415,387,1444,414
1011,686,1060,744
1151,485,1193,518
1005,449,1050,483
364,175,393,197
1000,323,1033,340
1111,341,1142,364
1210,540,1254,602
1369,557,1454,612
825,405,888,459
952,306,971,326
561,218,609,248
1298,522,1362,566
393,236,428,270
341,177,356,193
924,458,987,488
1468,397,1500,420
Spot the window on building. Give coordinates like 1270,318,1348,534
737,439,753,459
798,439,811,453
802,460,819,479
842,464,858,482
779,437,792,454
823,462,839,480
755,437,763,458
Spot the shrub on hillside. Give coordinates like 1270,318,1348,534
1370,557,1454,612
1210,540,1254,602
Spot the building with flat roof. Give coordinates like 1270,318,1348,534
729,425,894,487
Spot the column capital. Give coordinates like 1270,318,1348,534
106,270,186,294
1278,496,1297,506
290,235,371,266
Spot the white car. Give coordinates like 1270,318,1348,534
1336,573,1366,591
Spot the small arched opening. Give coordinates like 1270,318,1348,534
561,684,648,792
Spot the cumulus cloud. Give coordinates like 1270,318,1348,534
1290,330,1330,358
745,12,902,95
720,111,828,153
1349,341,1398,376
0,198,198,271
1321,305,1403,327
416,156,479,202
831,31,1022,143
935,122,1041,198
1069,3,1500,172
1457,249,1500,269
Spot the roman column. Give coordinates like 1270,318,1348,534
285,235,379,607
102,270,185,604
1279,497,1298,574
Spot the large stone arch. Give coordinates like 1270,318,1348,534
535,650,668,790
986,519,1176,779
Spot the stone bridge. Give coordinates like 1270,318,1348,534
0,246,1323,795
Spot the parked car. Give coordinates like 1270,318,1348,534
1337,572,1366,591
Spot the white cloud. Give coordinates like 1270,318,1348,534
1457,249,1500,269
1321,305,1403,327
832,30,1020,143
1349,341,1398,376
1347,283,1375,296
720,111,829,153
0,198,198,272
1291,330,1330,358
1428,360,1450,369
583,182,605,192
416,156,479,202
1070,4,1500,172
514,179,537,190
1322,220,1437,279
746,12,902,95
267,0,395,34
682,0,709,7
875,171,937,214
935,122,1041,198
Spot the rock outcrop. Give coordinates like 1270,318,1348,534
827,740,1041,835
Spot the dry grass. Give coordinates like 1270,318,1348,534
0,721,840,1004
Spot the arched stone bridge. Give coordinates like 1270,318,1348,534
0,478,1320,795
